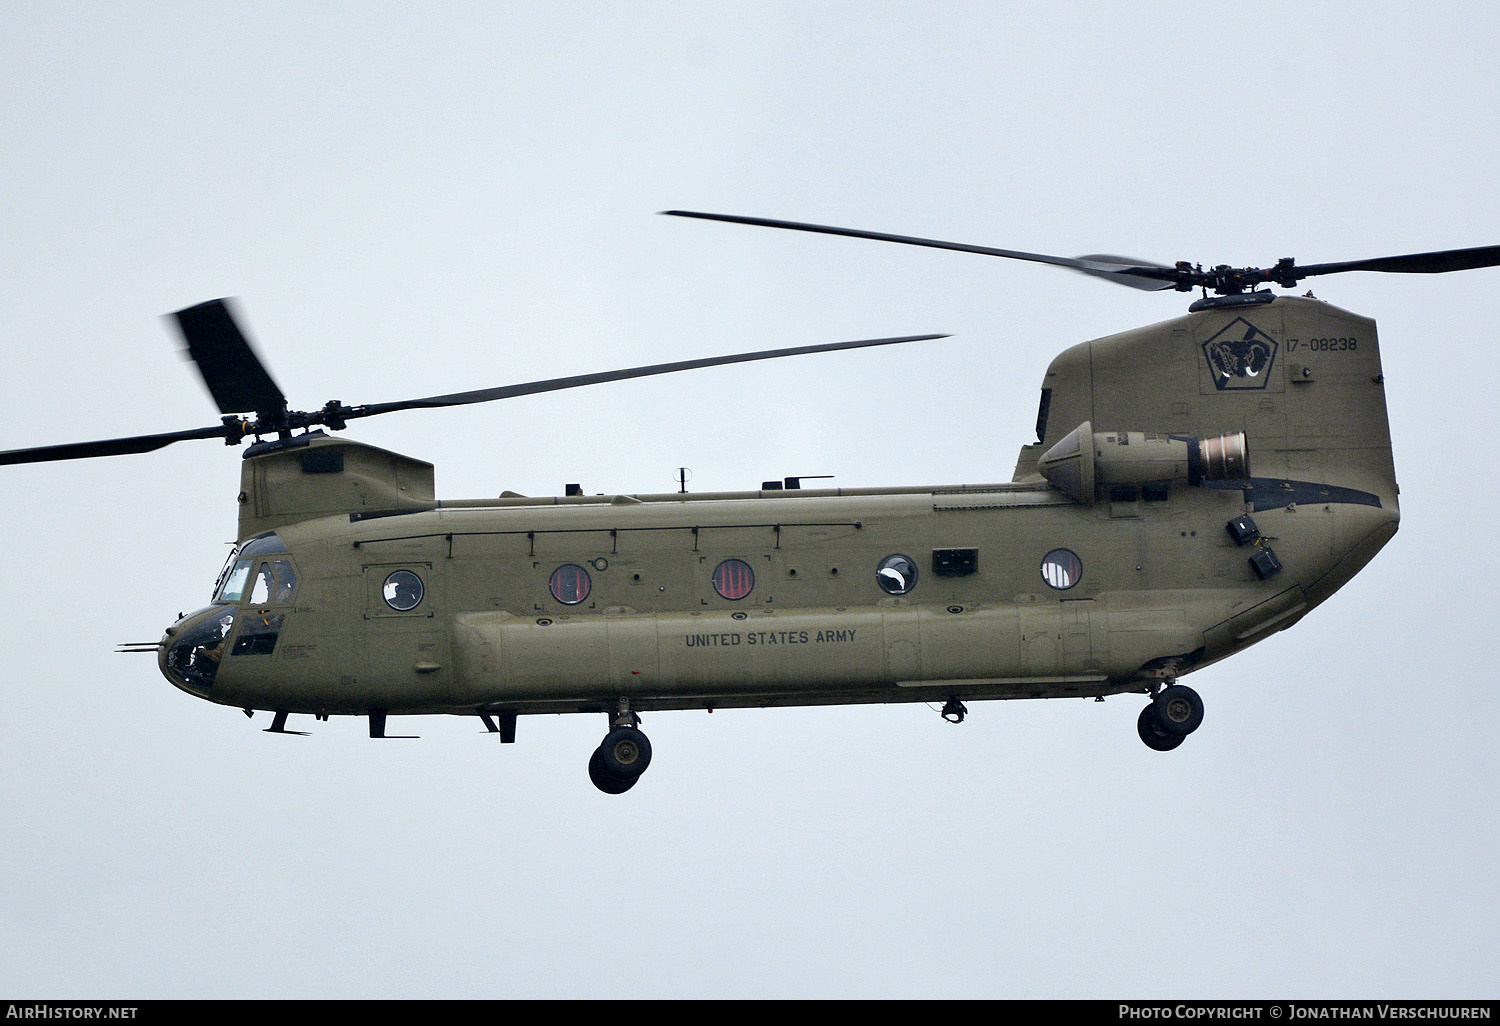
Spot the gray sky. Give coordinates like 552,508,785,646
3,1,1497,999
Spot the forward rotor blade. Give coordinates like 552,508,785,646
347,333,948,421
171,299,287,420
662,210,1178,290
0,424,230,466
1295,244,1500,279
1072,254,1180,292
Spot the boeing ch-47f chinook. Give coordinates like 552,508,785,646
7,211,1494,792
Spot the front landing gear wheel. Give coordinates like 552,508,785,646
589,747,637,793
1153,683,1204,737
599,725,652,779
587,725,652,794
1138,705,1185,752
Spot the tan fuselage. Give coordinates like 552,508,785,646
160,295,1400,721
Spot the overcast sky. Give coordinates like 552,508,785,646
3,1,1497,1000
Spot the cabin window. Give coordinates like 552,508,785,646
1041,549,1083,590
383,570,425,611
549,564,592,605
712,559,755,600
876,554,918,595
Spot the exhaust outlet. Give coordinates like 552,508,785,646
1190,432,1250,484
1039,422,1251,503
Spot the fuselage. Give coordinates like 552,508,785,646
158,294,1400,722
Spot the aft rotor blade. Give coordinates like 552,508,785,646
662,210,1179,290
346,333,948,420
1295,244,1500,279
171,298,287,420
0,424,232,466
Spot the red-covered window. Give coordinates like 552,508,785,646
1040,549,1082,590
549,563,592,605
712,558,755,600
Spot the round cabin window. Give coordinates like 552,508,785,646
1040,549,1083,590
876,554,918,595
383,570,425,611
712,558,755,600
549,564,592,605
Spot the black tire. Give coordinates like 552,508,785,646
1152,684,1204,737
599,726,652,778
589,747,637,794
1138,704,1185,752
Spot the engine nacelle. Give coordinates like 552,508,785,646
1036,421,1248,505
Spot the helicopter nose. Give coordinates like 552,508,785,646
159,606,238,693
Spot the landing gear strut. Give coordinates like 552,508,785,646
1136,682,1204,752
588,700,653,794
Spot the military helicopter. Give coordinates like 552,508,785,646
6,212,1498,793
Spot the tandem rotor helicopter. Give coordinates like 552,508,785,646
6,211,1499,792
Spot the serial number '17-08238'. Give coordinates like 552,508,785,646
1287,337,1358,352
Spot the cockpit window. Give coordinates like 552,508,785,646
211,534,290,602
211,547,240,599
165,606,236,689
233,612,285,655
249,560,298,606
239,532,289,557
216,559,254,604
250,564,271,605
272,561,297,602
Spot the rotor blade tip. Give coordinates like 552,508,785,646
170,296,236,317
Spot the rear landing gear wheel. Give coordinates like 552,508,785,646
1138,705,1185,752
1153,683,1204,737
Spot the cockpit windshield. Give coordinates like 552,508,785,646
211,533,295,605
216,559,253,603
